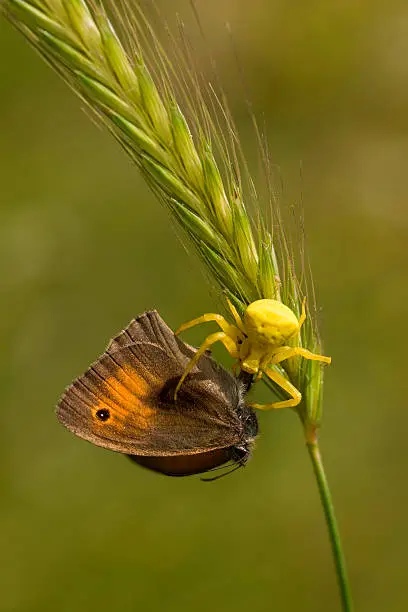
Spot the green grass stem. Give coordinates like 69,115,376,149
307,432,354,612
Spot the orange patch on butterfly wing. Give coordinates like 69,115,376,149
92,364,156,431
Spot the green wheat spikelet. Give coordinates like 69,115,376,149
1,0,327,430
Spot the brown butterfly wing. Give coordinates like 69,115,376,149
57,311,245,456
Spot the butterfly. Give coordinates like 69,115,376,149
57,311,258,478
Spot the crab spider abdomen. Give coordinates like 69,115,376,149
244,299,300,348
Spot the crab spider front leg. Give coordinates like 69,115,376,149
225,296,245,334
175,313,240,339
298,297,307,330
174,331,240,399
249,344,331,409
270,345,331,366
175,312,244,398
249,365,302,410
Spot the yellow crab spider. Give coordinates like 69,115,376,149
174,297,331,410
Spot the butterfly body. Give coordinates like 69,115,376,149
57,311,258,477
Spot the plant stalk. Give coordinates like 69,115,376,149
306,429,353,612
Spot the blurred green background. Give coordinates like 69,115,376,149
1,1,407,611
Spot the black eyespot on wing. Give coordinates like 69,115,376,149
95,409,110,422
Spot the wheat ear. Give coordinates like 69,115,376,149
1,0,325,425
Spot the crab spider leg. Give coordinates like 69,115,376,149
249,366,302,410
225,296,245,334
298,297,307,330
175,313,240,340
270,345,331,366
174,331,240,399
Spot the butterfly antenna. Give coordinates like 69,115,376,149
199,460,236,475
200,461,244,482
